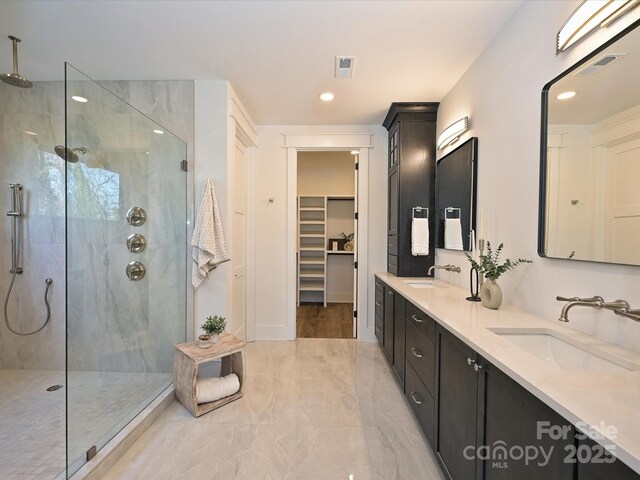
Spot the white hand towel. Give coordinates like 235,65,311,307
444,218,464,250
191,179,230,289
196,373,240,404
411,218,429,256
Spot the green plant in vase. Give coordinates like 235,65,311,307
465,242,531,309
201,315,227,344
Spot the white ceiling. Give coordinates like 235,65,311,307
0,0,522,125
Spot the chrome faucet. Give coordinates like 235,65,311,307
556,296,630,322
428,264,461,276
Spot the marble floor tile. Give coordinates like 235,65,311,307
103,339,446,480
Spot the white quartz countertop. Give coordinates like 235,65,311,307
375,272,640,474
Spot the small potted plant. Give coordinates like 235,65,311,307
341,232,354,251
465,242,531,310
201,315,227,344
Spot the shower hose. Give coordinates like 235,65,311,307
3,215,53,335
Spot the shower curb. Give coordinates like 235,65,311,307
69,384,175,480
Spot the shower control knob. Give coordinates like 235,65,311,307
126,261,146,281
126,233,147,253
126,206,147,226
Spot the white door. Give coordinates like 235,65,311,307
352,153,359,338
604,137,640,264
230,138,247,338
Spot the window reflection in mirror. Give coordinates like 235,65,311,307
540,20,640,266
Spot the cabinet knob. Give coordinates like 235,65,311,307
410,391,423,405
410,348,423,358
474,363,483,372
376,302,382,306
388,291,394,296
411,314,423,324
467,357,475,366
375,326,382,332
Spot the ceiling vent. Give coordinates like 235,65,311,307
573,53,627,76
335,56,355,79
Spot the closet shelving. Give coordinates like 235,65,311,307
297,195,355,306
298,196,328,305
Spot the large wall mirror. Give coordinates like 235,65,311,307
436,137,478,251
539,20,640,265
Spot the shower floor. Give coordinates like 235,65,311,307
0,368,171,479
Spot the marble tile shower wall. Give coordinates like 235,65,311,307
67,79,194,374
0,81,66,370
0,80,194,372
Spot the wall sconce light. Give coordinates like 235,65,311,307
557,0,639,54
437,116,468,150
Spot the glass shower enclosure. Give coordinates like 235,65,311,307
65,65,187,475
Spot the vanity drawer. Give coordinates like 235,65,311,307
405,362,435,447
406,302,435,343
406,320,435,395
375,286,384,319
388,235,398,256
375,314,383,345
387,254,398,275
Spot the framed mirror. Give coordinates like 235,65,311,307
436,137,478,251
539,19,640,266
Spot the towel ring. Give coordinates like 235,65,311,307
412,207,429,219
444,207,461,219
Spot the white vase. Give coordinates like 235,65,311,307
480,279,502,310
209,334,219,344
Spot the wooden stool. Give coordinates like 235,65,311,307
173,332,246,417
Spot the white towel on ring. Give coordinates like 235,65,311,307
444,218,464,250
411,218,429,256
191,179,230,288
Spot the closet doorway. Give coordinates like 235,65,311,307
296,151,358,339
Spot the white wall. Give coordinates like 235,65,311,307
435,1,640,351
193,81,229,336
253,125,388,340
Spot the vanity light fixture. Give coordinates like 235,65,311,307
557,91,577,100
556,0,639,54
71,95,88,103
24,130,38,136
437,116,469,150
153,129,164,135
319,92,334,102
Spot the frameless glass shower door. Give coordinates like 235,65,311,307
65,64,187,476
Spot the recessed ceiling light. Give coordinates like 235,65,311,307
557,91,577,100
319,92,334,102
71,95,88,103
153,129,164,134
24,130,38,136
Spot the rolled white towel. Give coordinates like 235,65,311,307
196,373,240,404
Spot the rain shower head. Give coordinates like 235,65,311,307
1,36,33,89
54,145,87,163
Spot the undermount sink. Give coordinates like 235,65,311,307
402,279,435,289
489,327,640,374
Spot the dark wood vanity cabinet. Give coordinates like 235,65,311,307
373,276,640,479
383,102,438,277
380,283,406,387
405,302,437,446
436,327,574,480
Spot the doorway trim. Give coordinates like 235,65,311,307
285,133,373,341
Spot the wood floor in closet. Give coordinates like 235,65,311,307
296,303,354,339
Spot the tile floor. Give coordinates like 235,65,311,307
102,339,446,480
0,369,171,479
